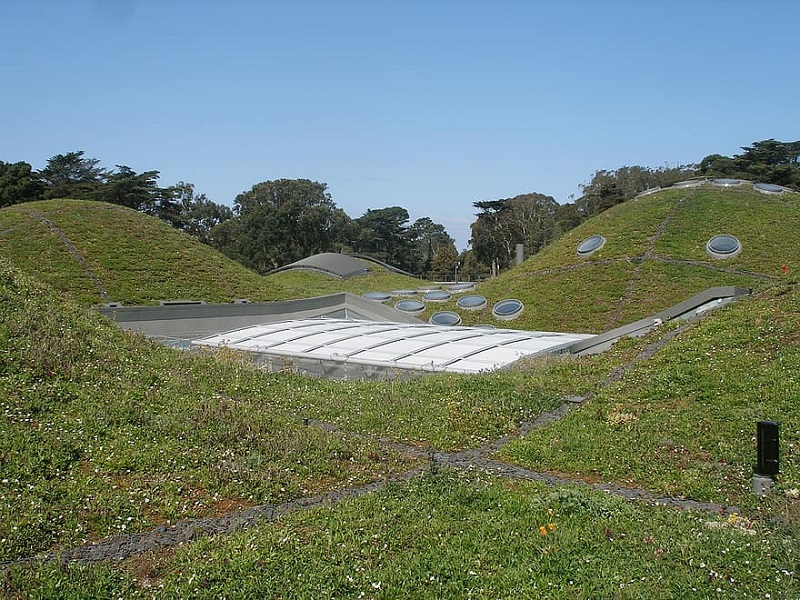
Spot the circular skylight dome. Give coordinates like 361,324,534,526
448,282,476,292
577,234,606,257
712,178,743,187
754,182,784,195
673,180,704,188
429,311,462,326
362,292,391,302
706,234,742,259
492,299,524,321
423,290,452,302
395,299,426,314
391,289,417,297
456,294,487,311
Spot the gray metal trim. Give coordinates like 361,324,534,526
96,292,422,341
566,286,750,355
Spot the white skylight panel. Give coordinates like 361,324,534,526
192,319,593,377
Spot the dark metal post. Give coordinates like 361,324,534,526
753,420,779,497
757,420,780,475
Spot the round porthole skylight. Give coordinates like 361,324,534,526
457,294,487,311
395,299,425,314
754,182,784,195
448,282,476,292
712,178,743,187
362,292,391,302
423,290,452,302
706,234,742,259
673,180,704,188
492,299,524,321
577,234,606,257
429,311,462,326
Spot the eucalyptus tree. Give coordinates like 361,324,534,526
576,163,697,217
351,206,412,269
170,181,233,245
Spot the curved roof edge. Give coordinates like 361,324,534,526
97,291,422,342
265,253,416,279
346,254,416,277
566,286,751,355
266,253,370,279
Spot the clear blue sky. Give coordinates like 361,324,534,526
2,0,798,250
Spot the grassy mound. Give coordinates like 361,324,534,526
264,268,427,300
0,199,286,305
465,185,800,332
2,189,800,596
502,283,800,505
0,259,572,563
0,260,421,561
0,199,428,307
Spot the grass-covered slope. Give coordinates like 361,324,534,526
502,282,800,505
3,214,800,594
0,258,425,561
0,259,570,563
10,472,800,598
0,199,286,305
467,185,800,332
0,199,428,307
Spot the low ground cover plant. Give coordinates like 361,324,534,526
5,471,799,597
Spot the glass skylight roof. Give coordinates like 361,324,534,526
712,178,743,187
706,234,742,259
577,235,606,257
193,319,592,376
429,311,462,326
578,235,606,256
673,180,704,188
492,299,524,320
362,292,391,302
423,289,452,302
448,282,476,292
754,182,784,195
457,294,487,311
395,299,426,314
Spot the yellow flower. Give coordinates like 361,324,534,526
548,523,555,531
539,525,548,536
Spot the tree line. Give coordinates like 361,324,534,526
1,139,797,280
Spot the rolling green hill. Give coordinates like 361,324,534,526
0,199,426,306
0,199,284,306
2,188,800,596
447,185,799,332
4,187,795,335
